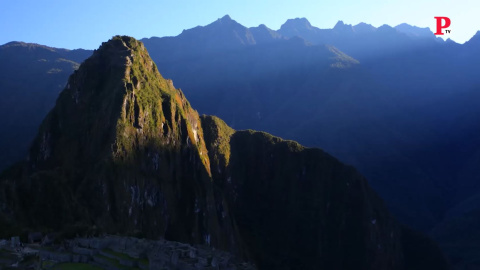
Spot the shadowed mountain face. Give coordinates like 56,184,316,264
140,16,447,232
141,16,480,232
0,42,92,171
0,36,449,270
141,17,480,267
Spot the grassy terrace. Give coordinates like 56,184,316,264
102,248,135,260
102,248,149,267
0,248,16,259
139,257,149,267
96,253,141,270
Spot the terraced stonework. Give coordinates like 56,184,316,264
0,235,256,270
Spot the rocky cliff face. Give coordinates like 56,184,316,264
0,36,448,269
1,36,240,252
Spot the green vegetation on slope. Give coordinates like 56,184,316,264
201,115,234,168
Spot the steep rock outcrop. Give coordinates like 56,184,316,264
1,36,240,252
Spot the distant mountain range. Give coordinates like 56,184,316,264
1,15,480,268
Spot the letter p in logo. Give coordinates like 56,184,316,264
434,17,451,35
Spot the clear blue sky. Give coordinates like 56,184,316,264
1,0,478,49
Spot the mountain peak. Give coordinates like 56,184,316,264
333,20,354,32
98,35,140,52
29,35,209,170
466,30,480,45
219,14,232,21
445,38,457,44
377,24,396,34
353,22,376,33
207,14,244,29
280,17,313,30
248,24,283,43
1,41,58,52
334,20,345,27
176,15,253,48
2,41,32,47
394,23,434,38
93,36,148,68
19,35,216,237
